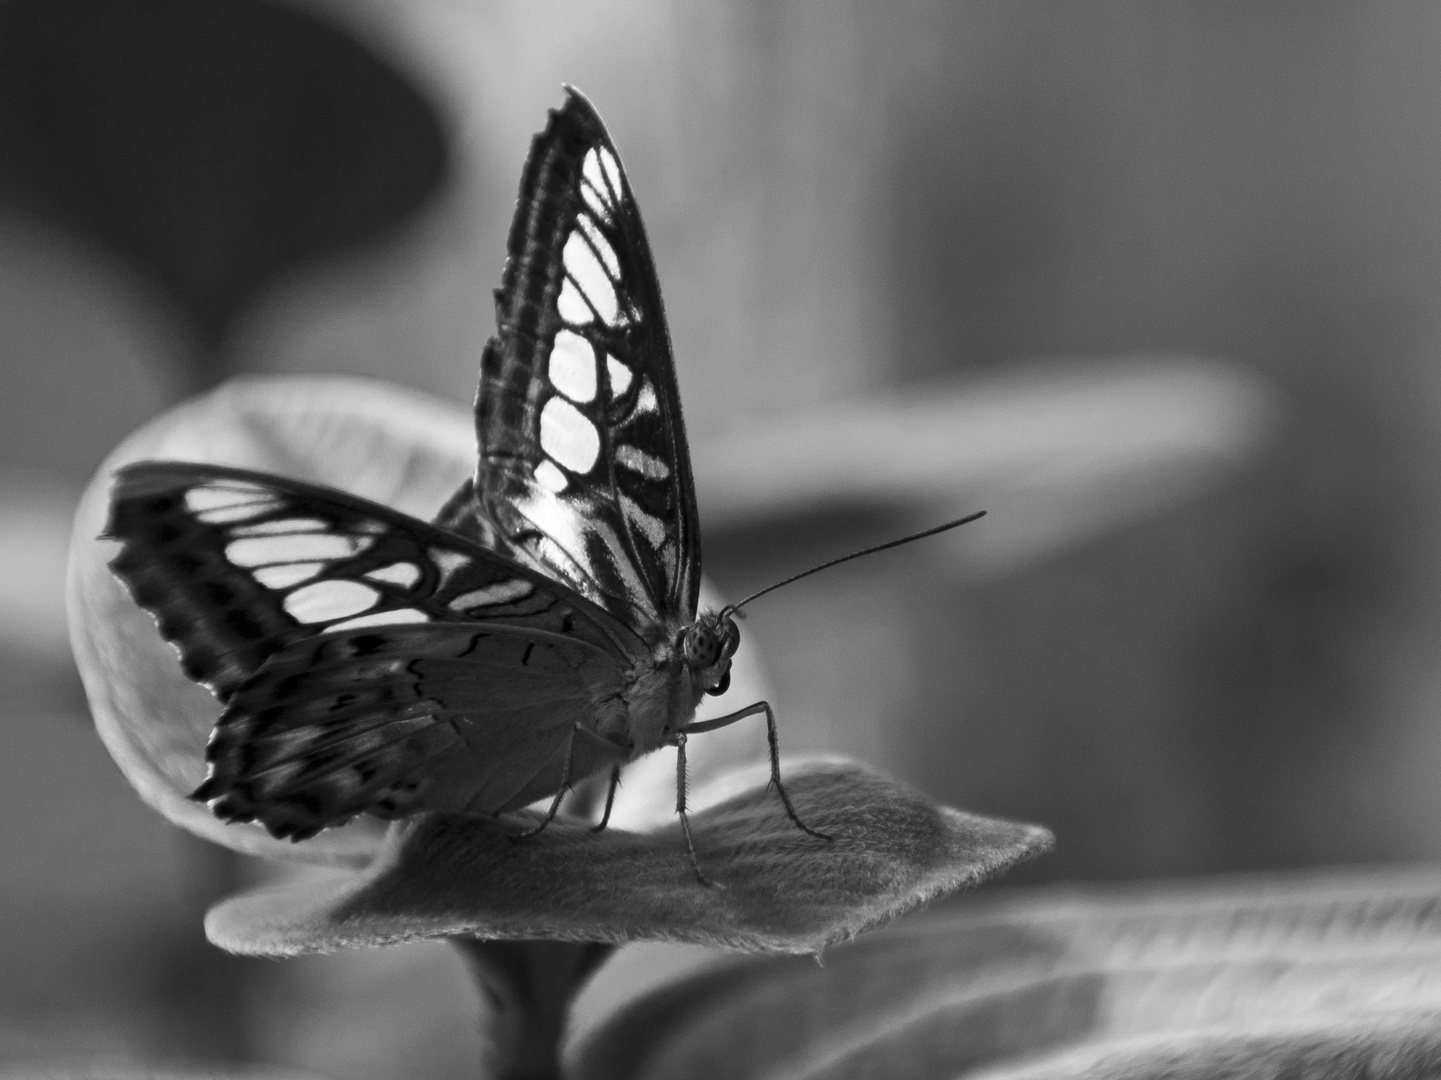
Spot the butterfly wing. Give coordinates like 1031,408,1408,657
106,460,646,838
194,624,630,839
462,88,701,630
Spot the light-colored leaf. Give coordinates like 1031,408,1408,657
696,356,1273,575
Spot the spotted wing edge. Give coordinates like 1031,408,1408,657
103,459,647,703
470,86,703,625
193,620,632,841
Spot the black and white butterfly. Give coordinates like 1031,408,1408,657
105,88,824,875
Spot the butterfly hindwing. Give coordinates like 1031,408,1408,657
466,88,701,628
105,461,644,696
194,623,630,840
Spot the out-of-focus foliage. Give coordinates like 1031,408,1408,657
571,868,1441,1079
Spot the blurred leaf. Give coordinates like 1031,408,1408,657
0,0,448,353
0,470,77,660
205,759,1051,956
0,1068,333,1080
698,356,1273,574
569,867,1441,1080
973,1021,1441,1080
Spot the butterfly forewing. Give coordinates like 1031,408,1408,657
106,461,643,686
106,461,649,838
466,88,701,629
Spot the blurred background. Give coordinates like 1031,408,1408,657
3,1,1441,1076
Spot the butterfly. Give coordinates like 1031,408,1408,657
104,87,826,879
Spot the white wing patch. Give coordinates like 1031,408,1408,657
534,459,568,493
540,396,600,474
283,580,379,623
557,278,590,324
365,562,422,588
620,494,666,548
229,517,329,537
429,548,471,583
615,444,670,480
185,484,282,524
448,579,535,611
562,231,619,325
226,532,373,568
549,329,597,402
607,356,633,395
253,562,325,589
329,608,430,632
578,214,620,278
581,146,622,220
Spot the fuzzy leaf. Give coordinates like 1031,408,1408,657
205,758,1051,956
569,867,1441,1080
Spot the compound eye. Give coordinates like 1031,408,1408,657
684,624,719,668
705,668,731,697
719,617,741,660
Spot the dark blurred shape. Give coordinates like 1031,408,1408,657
0,0,448,369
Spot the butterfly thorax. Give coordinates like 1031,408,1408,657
623,609,737,755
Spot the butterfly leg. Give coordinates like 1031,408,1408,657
682,702,831,842
515,726,630,840
675,731,714,886
590,765,622,833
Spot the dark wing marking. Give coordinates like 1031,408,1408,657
470,87,701,629
193,624,630,840
105,460,644,702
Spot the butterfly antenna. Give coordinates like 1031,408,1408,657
722,510,986,617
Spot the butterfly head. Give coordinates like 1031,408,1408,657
682,610,740,697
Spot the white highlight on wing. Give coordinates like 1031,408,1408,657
430,549,471,582
615,444,671,480
230,517,329,537
540,396,600,474
534,459,569,493
608,356,633,395
557,277,590,324
549,329,597,402
226,532,371,567
253,562,325,588
588,515,653,608
581,148,618,220
448,579,535,611
636,383,659,415
284,580,379,623
621,494,667,548
365,562,422,588
329,609,430,632
195,502,278,525
186,484,272,513
595,147,624,203
563,232,619,325
513,490,587,575
578,215,620,278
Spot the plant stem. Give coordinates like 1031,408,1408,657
453,938,614,1080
